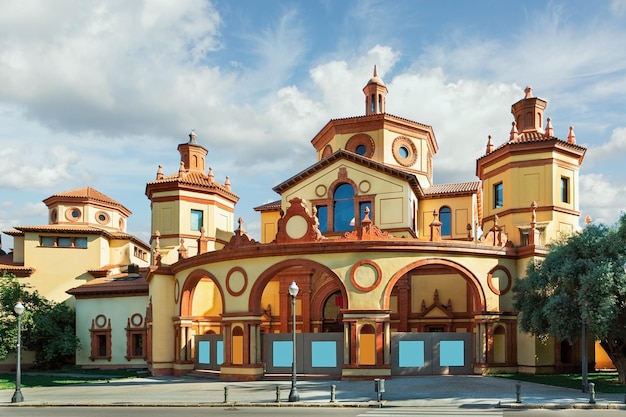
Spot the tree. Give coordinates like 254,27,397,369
0,272,79,369
513,213,626,384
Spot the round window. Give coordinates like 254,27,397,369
95,211,111,225
355,144,367,155
392,136,418,167
65,207,82,222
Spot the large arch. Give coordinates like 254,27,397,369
179,268,225,317
249,258,347,313
383,258,486,312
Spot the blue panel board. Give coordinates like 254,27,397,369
440,340,464,366
398,340,425,367
198,341,210,364
273,341,293,367
216,340,224,365
311,341,337,367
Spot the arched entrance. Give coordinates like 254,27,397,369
178,269,225,373
249,259,347,376
386,259,485,375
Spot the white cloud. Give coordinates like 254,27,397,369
580,173,626,225
586,127,626,164
611,0,626,15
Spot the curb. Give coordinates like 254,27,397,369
4,401,626,409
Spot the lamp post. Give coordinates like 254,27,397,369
12,300,25,403
288,281,300,402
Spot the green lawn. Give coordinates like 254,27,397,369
496,372,626,393
0,368,139,390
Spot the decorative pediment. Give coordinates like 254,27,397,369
479,215,509,247
225,217,259,249
418,289,453,319
274,198,325,244
343,207,392,241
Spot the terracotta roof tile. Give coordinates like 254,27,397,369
2,225,150,250
67,269,149,297
254,200,282,211
44,187,131,215
423,182,481,196
147,170,239,201
273,149,425,198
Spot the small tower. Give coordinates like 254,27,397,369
146,132,239,263
363,65,388,115
177,130,208,173
510,86,547,135
477,88,586,246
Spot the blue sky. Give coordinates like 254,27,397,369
2,0,626,248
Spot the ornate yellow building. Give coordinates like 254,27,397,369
142,69,587,380
1,187,151,369
1,69,590,378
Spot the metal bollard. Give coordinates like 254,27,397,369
374,378,385,402
275,385,281,403
224,386,229,403
515,382,522,404
330,384,336,403
588,382,596,404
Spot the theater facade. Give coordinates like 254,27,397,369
143,69,587,380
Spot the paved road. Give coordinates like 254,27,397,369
1,375,625,411
2,406,626,417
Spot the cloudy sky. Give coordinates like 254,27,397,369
2,0,626,249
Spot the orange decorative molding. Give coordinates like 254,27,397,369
225,217,259,249
487,265,512,296
343,207,391,241
226,266,248,296
274,198,325,244
350,260,382,292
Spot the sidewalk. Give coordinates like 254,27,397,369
2,375,626,409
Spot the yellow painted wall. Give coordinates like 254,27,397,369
149,273,176,370
281,159,416,233
411,273,467,312
419,195,477,240
75,294,148,366
191,279,223,316
259,210,281,244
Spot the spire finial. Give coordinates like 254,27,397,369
486,135,494,154
524,86,533,99
373,65,378,77
156,165,164,180
189,129,197,144
545,117,554,137
509,121,519,142
567,125,576,144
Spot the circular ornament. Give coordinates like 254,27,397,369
226,267,248,296
350,260,382,292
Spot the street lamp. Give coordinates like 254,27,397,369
288,281,300,402
12,300,25,403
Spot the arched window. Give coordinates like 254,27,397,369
232,326,244,365
440,206,452,237
359,324,376,365
333,183,355,232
